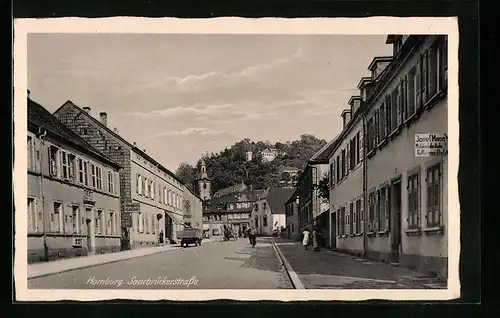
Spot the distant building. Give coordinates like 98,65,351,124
194,159,211,201
182,185,203,231
278,166,300,188
213,182,247,198
246,151,253,162
284,188,300,240
203,190,264,238
259,148,278,162
28,97,122,263
252,187,296,236
53,101,185,248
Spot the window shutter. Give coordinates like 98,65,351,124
353,201,357,234
416,177,420,226
422,51,428,104
346,144,350,174
359,129,364,161
442,37,448,90
360,197,364,234
415,61,422,111
375,190,380,231
69,157,74,179
402,76,407,121
396,84,402,127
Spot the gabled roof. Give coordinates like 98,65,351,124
53,100,183,184
28,98,121,169
309,136,339,164
264,187,296,214
284,187,300,205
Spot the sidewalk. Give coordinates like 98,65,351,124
272,238,447,289
28,238,220,279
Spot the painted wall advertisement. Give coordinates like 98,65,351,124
415,133,448,157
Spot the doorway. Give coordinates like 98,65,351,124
390,180,402,263
165,213,173,243
85,209,93,254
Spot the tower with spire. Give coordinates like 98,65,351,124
195,159,211,201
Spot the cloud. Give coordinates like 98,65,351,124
125,103,236,119
146,127,231,139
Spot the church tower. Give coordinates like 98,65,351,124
195,159,211,201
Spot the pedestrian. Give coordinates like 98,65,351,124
302,228,310,250
312,227,320,252
248,227,256,247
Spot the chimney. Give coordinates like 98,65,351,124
27,90,31,98
83,107,91,115
341,109,352,129
113,127,119,134
133,142,137,146
99,112,108,127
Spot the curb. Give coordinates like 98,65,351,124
29,239,220,280
271,239,305,289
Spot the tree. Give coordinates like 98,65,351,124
281,171,291,183
175,162,196,185
318,174,330,204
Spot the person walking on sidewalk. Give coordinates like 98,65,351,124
302,228,310,250
312,227,320,252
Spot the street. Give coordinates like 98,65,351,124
28,238,293,289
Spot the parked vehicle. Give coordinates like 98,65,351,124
179,228,203,247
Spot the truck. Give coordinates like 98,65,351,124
179,228,203,247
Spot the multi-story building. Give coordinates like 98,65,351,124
327,35,448,280
53,101,186,248
212,181,247,198
27,96,122,263
252,187,295,236
259,147,278,162
203,189,263,238
182,185,203,230
284,188,300,240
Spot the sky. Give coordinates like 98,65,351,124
28,33,392,171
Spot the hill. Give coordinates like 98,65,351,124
175,134,327,195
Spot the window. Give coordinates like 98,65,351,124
203,183,207,189
145,212,149,234
108,171,114,193
138,212,144,233
90,164,97,188
96,210,103,235
367,117,374,152
83,161,88,185
408,173,420,229
151,181,155,200
71,205,79,234
52,202,63,233
263,202,267,210
426,164,442,227
349,138,356,170
61,151,70,179
263,215,268,227
28,197,37,232
374,109,380,146
49,146,60,177
108,211,115,235
390,88,398,132
355,199,362,234
379,104,386,140
142,176,146,196
96,167,103,190
427,41,440,98
255,215,259,228
368,192,375,232
379,186,389,231
329,162,334,188
27,136,34,171
136,174,140,194
78,159,85,184
168,190,172,205
340,207,346,236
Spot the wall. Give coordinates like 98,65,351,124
27,133,121,263
286,202,300,240
272,214,286,232
328,116,364,255
183,186,203,229
364,36,448,278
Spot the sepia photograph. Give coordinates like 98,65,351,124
14,18,459,301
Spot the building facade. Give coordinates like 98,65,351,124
252,187,295,236
28,97,122,263
284,189,300,240
327,35,448,280
259,148,278,162
194,159,211,201
182,185,203,230
203,190,263,238
53,101,185,249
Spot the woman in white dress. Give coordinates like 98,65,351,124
302,229,310,250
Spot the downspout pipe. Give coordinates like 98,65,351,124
36,126,48,261
360,112,368,258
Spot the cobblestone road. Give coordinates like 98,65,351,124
28,238,293,289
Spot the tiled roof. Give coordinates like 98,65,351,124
284,188,300,205
28,98,121,169
205,189,264,213
53,100,182,184
265,187,296,215
213,182,247,197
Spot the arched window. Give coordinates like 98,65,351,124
203,183,207,189
202,166,205,173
